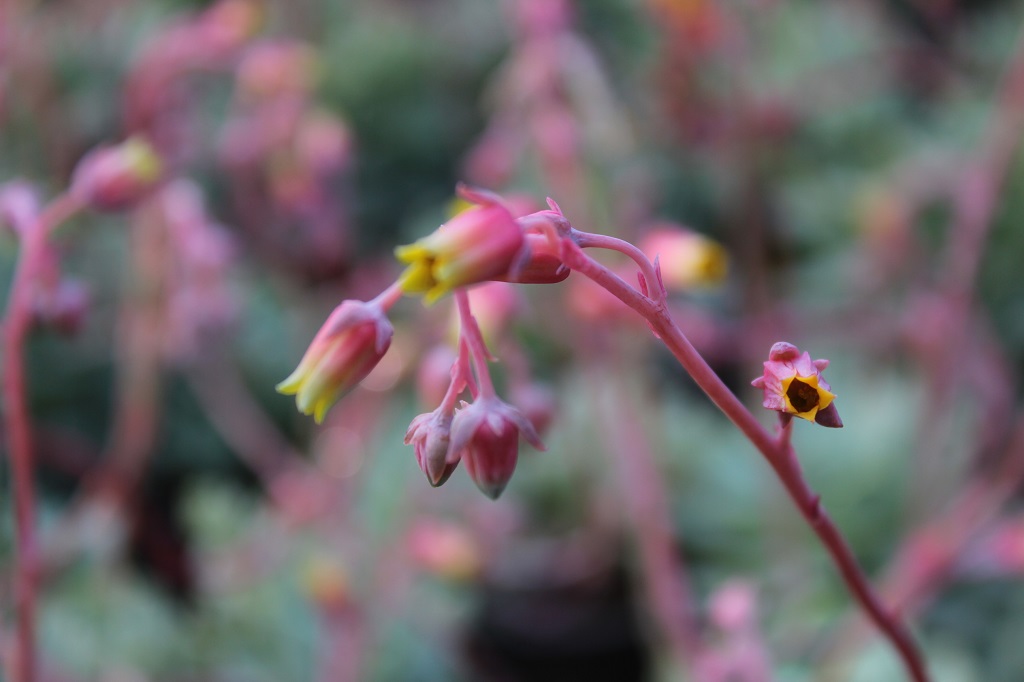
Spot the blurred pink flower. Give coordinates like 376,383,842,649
70,138,163,211
639,224,727,291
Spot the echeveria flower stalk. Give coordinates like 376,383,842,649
277,285,400,423
395,185,524,304
751,342,842,427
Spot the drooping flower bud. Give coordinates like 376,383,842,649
395,186,524,304
751,342,842,427
276,299,393,424
405,409,457,487
70,137,163,211
639,224,727,291
448,396,544,499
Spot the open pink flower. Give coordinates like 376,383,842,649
276,300,392,423
751,342,842,427
448,396,544,499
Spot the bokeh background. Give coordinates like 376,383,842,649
3,0,1024,680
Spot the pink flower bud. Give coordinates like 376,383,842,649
395,186,524,304
405,410,457,487
499,231,569,284
276,300,393,424
639,225,727,291
70,138,163,211
751,342,842,427
448,396,544,499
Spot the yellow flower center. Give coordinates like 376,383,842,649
780,374,835,421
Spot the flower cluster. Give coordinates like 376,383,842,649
277,186,838,500
277,185,560,497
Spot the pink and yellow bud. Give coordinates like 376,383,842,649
751,342,842,427
70,137,163,211
276,300,393,424
448,396,544,500
640,225,727,291
395,191,524,304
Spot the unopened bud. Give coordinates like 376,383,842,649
71,138,163,211
405,410,457,487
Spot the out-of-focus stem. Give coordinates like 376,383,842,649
185,352,303,485
910,24,1024,519
596,365,702,671
562,241,929,682
2,193,82,682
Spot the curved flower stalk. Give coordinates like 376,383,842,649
557,225,928,682
274,182,926,680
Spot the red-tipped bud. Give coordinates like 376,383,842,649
71,138,163,211
448,396,544,500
